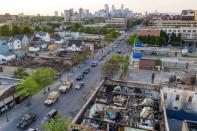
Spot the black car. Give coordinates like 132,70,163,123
16,113,37,129
117,50,121,54
83,68,90,74
91,62,98,67
41,109,58,124
76,74,84,80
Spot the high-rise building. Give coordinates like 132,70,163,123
61,12,64,17
104,4,109,18
64,9,73,22
111,5,115,12
79,8,84,20
121,4,124,11
54,11,58,17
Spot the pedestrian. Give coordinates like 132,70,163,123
151,72,155,84
48,87,50,92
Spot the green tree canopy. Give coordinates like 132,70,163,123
32,68,55,87
16,77,39,97
42,115,71,131
101,54,129,78
12,24,22,36
126,33,137,45
13,67,29,79
35,26,42,31
23,26,32,34
0,25,11,36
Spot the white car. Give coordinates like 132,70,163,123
75,82,85,90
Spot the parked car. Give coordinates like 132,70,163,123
98,57,103,61
117,50,121,54
75,82,85,90
16,113,37,129
41,109,58,124
44,91,59,105
91,62,97,67
83,68,90,74
59,80,73,93
113,45,117,48
76,74,84,81
27,128,38,131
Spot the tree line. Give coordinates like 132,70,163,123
0,24,54,36
127,19,143,29
126,30,182,46
67,23,121,42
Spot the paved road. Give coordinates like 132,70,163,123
0,27,137,131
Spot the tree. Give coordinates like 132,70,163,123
23,26,32,34
13,67,29,79
12,24,22,36
42,115,71,131
0,25,11,36
127,19,143,29
104,34,113,42
101,54,129,79
126,33,137,45
171,33,181,46
35,26,42,31
16,77,39,105
155,58,162,66
32,68,55,88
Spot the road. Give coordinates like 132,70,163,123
0,26,138,131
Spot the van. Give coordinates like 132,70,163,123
41,109,58,124
44,91,59,105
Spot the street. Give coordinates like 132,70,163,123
0,27,136,131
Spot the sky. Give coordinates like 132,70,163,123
0,0,196,16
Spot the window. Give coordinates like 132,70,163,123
174,106,178,110
193,30,196,33
175,95,180,101
183,30,186,32
164,93,167,100
188,96,193,103
188,30,191,33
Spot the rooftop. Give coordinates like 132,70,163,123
70,78,168,131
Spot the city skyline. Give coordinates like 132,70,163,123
0,0,196,16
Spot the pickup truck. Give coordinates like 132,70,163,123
59,80,73,93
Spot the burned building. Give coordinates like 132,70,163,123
70,78,169,131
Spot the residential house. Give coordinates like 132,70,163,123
0,41,16,63
14,50,26,59
0,52,16,63
34,31,50,42
51,33,65,44
7,37,22,50
15,35,30,46
67,39,84,51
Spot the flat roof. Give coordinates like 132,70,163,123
0,84,15,101
133,47,181,53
